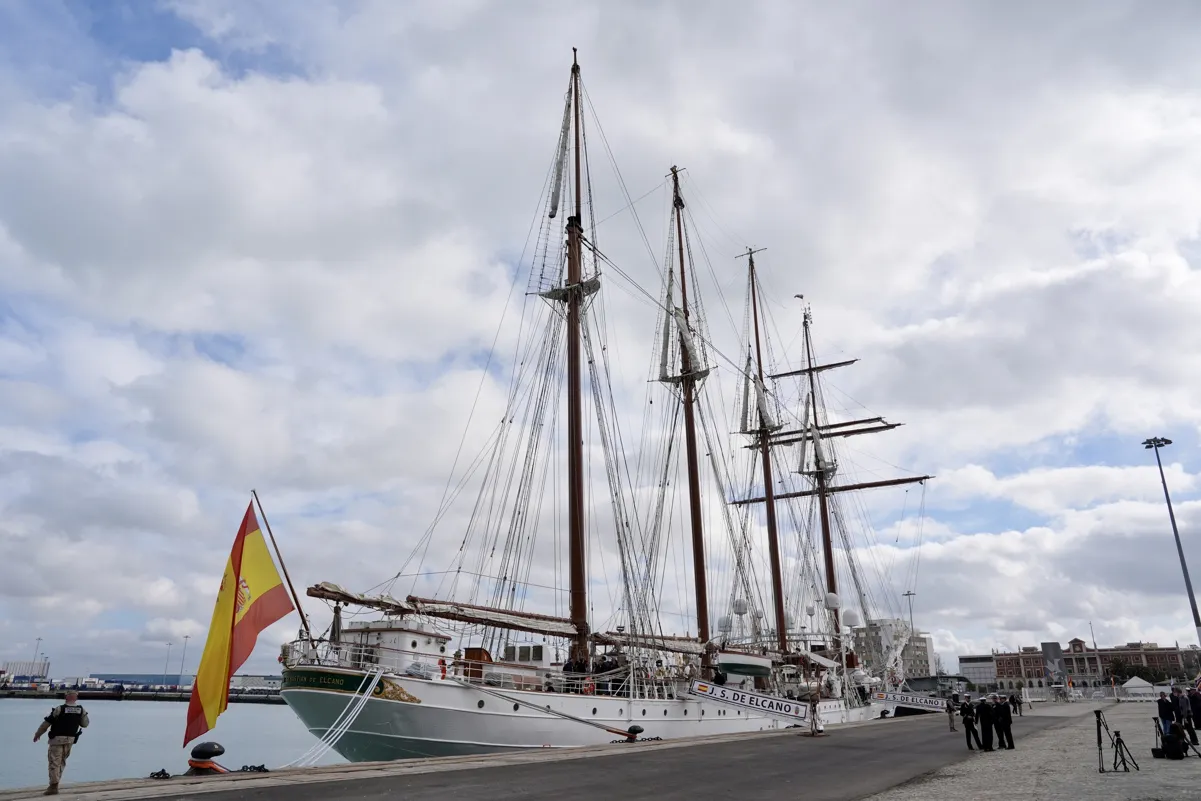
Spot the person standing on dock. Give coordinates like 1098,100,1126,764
975,695,995,751
992,694,1014,750
33,690,89,795
960,696,982,751
1158,691,1175,735
945,697,956,732
1173,686,1196,745
1189,688,1201,746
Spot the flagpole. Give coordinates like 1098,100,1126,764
251,489,313,641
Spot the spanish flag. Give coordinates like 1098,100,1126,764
184,502,294,745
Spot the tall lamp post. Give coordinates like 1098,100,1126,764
163,642,173,687
902,590,916,634
180,634,190,678
1144,437,1201,645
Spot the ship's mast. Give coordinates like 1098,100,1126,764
743,247,789,653
669,167,711,660
565,49,589,661
729,296,933,656
803,310,840,637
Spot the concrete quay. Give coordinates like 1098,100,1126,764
0,706,1087,801
865,700,1201,801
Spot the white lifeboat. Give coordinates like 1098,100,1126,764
716,651,773,677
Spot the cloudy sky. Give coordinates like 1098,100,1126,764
2,0,1201,681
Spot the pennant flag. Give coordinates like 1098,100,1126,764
184,502,294,745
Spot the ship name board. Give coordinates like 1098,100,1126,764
871,691,947,711
687,680,809,721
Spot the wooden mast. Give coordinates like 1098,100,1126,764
743,247,789,653
669,167,710,659
803,309,840,637
565,49,589,660
729,296,931,651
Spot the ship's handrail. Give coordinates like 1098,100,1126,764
281,638,694,699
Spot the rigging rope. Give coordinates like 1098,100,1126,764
281,669,384,769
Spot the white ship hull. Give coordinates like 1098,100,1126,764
281,666,891,760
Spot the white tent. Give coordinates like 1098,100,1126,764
1121,676,1155,697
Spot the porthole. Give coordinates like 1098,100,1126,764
440,646,446,653
701,709,705,715
411,640,418,649
513,704,519,712
663,709,668,716
618,708,623,715
642,709,647,716
477,700,485,709
592,708,597,715
684,709,688,715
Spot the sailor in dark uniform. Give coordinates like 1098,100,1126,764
975,694,995,751
33,690,89,795
993,693,1015,749
960,695,982,750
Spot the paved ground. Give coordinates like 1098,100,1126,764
0,708,1075,801
865,701,1201,801
196,712,1067,801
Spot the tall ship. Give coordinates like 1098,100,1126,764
278,51,933,761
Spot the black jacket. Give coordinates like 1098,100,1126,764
976,700,994,725
959,701,976,722
994,702,1013,725
1189,692,1201,720
1158,697,1176,719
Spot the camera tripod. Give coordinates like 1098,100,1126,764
1096,710,1139,772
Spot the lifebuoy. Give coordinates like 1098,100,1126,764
582,678,595,695
438,658,447,679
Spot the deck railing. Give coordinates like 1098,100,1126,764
281,638,695,699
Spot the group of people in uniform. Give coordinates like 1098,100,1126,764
946,692,1020,751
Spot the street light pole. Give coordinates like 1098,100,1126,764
1144,437,1201,646
903,590,916,634
32,637,42,663
180,635,190,678
164,642,172,686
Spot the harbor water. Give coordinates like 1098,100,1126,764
0,699,344,790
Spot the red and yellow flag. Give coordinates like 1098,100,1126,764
184,502,294,745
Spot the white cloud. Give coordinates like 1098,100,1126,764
2,1,1201,680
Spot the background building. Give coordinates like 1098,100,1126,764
231,674,282,690
85,673,281,690
853,619,938,678
0,660,51,685
89,673,193,688
961,637,1188,692
957,654,997,688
